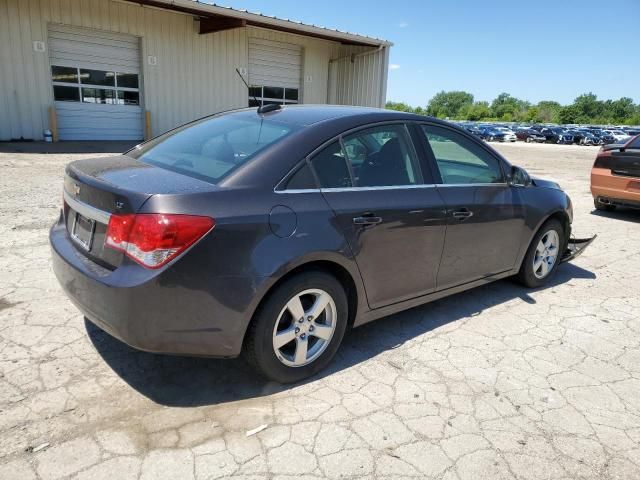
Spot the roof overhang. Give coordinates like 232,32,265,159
123,0,392,47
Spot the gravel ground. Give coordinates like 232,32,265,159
1,141,639,480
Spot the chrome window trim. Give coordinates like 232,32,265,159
63,189,112,225
275,188,322,194
437,182,509,188
320,184,437,193
277,182,509,194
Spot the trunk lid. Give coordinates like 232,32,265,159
63,154,216,269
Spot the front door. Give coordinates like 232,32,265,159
310,124,447,309
419,123,526,290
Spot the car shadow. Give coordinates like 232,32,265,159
86,263,596,407
590,208,640,224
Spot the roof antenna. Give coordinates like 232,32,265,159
235,68,281,114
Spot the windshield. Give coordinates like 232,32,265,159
127,113,296,184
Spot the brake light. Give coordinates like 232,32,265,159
105,213,214,269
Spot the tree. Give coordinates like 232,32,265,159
490,93,530,121
604,97,635,123
463,101,491,121
558,105,580,124
535,101,562,123
385,93,639,125
426,91,474,119
385,101,414,113
571,93,604,123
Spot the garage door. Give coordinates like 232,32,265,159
248,38,301,107
48,24,143,141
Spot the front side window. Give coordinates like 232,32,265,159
343,125,421,187
128,114,297,184
421,125,505,184
50,65,140,105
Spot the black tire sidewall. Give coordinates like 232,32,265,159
518,219,564,288
246,271,348,383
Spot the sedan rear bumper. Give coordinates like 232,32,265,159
591,168,640,205
50,217,257,358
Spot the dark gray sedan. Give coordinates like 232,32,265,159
51,106,593,383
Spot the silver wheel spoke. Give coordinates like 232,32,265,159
539,259,549,276
273,288,337,368
273,327,297,349
307,291,330,320
311,323,333,341
533,257,544,272
286,296,305,321
532,229,560,280
294,337,308,364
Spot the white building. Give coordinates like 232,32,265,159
0,0,392,141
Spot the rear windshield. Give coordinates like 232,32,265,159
127,113,296,183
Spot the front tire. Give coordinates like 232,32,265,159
244,270,348,383
517,219,564,288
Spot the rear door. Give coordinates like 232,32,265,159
311,123,447,309
418,123,526,290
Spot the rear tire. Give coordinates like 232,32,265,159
517,219,565,288
526,137,532,143
244,270,348,383
594,198,616,212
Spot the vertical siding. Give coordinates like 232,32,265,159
0,0,389,140
0,0,248,139
246,26,333,105
328,44,389,108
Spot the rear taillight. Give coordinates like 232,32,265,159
105,213,214,269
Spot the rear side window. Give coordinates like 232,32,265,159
285,163,317,190
128,114,296,184
310,141,352,188
421,125,504,184
629,135,640,149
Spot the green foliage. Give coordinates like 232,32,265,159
426,91,474,119
387,92,639,125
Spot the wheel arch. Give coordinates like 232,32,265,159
241,258,363,352
517,209,571,272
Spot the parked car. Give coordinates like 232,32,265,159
516,128,546,143
540,127,574,145
590,129,616,144
480,127,508,142
50,106,594,382
591,134,640,211
576,130,602,146
493,126,517,142
604,129,631,143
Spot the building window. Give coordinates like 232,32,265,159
248,85,299,107
51,65,140,105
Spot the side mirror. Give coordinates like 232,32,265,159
509,165,531,187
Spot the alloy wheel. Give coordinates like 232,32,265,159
272,289,337,367
533,230,560,279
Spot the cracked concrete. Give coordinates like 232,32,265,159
1,141,639,479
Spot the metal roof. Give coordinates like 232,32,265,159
126,0,392,47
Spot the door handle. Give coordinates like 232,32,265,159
353,214,383,225
452,208,473,220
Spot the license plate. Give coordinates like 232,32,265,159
71,212,95,251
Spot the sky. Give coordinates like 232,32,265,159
215,0,639,107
